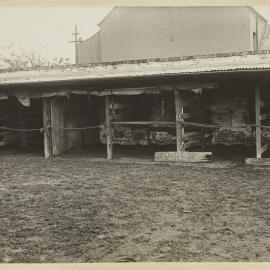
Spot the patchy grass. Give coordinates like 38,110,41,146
1,149,270,262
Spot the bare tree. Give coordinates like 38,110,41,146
0,44,70,70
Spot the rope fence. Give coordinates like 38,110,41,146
0,125,102,132
1,121,270,132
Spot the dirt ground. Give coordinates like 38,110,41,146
1,145,270,263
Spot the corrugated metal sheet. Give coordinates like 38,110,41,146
78,7,262,65
77,32,101,64
99,7,253,63
80,7,270,64
1,52,270,86
260,24,270,50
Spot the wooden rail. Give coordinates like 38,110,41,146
112,121,176,126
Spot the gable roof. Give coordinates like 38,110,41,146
78,30,100,46
98,7,116,26
248,6,268,23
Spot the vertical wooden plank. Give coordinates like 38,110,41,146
105,95,113,160
255,85,262,158
51,97,66,155
175,90,185,152
43,98,52,158
19,108,26,147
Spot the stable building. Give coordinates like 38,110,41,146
1,52,270,164
1,7,270,164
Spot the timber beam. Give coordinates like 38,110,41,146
246,158,270,165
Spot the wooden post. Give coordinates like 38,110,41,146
105,95,113,160
43,98,52,158
175,90,185,152
255,85,262,158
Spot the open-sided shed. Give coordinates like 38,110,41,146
1,51,270,164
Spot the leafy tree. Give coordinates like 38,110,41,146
0,43,70,70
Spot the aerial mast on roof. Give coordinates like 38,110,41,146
69,24,82,65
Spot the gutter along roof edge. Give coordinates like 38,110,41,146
1,68,270,88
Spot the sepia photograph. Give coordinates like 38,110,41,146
1,1,270,265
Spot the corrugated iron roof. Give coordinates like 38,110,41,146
1,52,270,86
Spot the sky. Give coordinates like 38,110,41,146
0,7,113,66
0,6,270,66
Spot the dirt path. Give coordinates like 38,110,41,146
1,152,270,262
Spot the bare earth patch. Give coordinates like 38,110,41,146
1,151,270,262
